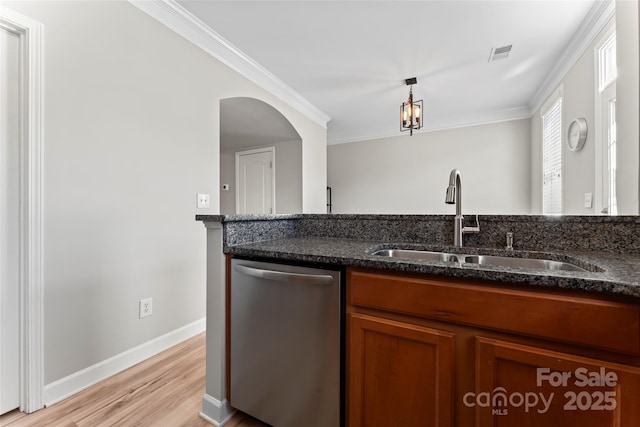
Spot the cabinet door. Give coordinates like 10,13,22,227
475,337,640,427
348,313,455,427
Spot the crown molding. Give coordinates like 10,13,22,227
529,0,615,114
128,0,330,129
328,106,532,145
130,0,612,143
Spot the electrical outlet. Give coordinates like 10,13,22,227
197,193,210,209
139,298,152,318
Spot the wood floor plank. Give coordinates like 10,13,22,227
0,333,268,427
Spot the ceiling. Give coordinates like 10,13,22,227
219,97,302,152
178,0,600,145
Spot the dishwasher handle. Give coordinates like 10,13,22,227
234,264,335,286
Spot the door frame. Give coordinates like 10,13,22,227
0,6,44,413
235,147,276,214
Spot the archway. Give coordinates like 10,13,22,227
219,97,303,214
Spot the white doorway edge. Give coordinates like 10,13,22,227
0,5,44,414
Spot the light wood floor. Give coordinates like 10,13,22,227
0,333,268,427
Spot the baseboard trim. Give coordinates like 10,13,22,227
43,318,206,406
200,393,235,426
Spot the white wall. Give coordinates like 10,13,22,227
531,1,639,215
530,38,599,215
616,0,640,214
220,151,236,214
303,123,329,213
327,119,532,214
220,140,303,214
275,140,304,213
329,1,639,217
1,0,326,392
563,45,598,215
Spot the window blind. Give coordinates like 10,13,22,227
542,97,562,215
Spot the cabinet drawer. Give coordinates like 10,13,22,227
348,269,640,355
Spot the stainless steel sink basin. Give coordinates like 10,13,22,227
372,249,461,263
371,248,589,272
463,255,587,272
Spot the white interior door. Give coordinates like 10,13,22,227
235,147,275,214
0,24,21,415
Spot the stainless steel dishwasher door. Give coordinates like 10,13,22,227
230,259,341,427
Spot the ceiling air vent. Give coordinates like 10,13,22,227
488,44,512,62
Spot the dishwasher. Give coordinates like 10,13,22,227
230,258,342,427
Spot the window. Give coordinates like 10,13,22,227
596,28,617,215
542,97,563,215
599,31,617,91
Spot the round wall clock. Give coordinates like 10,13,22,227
567,117,588,151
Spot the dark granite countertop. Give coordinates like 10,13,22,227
197,214,640,298
226,237,640,298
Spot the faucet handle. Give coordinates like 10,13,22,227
463,215,480,233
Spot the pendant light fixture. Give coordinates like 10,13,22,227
400,77,423,136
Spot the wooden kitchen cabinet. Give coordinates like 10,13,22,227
348,313,454,427
475,336,640,426
346,267,640,427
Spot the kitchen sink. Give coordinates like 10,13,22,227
371,248,590,272
463,254,586,272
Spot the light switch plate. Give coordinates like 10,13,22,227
584,192,593,208
197,193,210,209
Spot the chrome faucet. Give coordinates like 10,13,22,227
445,169,479,247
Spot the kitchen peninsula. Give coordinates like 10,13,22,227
197,214,640,426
